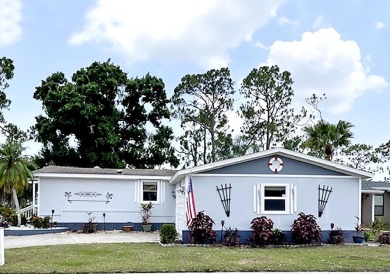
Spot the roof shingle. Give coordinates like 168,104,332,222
34,166,177,177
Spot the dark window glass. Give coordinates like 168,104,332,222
264,199,285,211
143,182,157,201
264,186,286,197
374,195,384,216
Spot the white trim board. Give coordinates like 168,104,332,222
189,174,361,179
169,147,373,184
34,173,172,181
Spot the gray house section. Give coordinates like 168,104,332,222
202,156,347,176
361,181,390,225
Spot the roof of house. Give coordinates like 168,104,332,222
362,180,390,194
34,165,177,177
170,147,374,184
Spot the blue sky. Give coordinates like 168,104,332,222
0,0,389,159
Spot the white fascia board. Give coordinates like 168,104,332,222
372,187,390,191
34,173,172,181
169,147,373,184
362,190,385,194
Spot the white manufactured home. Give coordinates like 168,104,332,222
32,148,372,242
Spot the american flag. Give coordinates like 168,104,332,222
186,176,197,226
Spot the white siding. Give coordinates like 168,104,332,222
176,174,360,234
39,177,175,223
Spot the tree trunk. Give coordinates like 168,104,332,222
12,186,21,227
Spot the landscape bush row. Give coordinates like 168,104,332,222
169,211,390,246
183,211,322,246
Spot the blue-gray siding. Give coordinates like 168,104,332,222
201,155,346,176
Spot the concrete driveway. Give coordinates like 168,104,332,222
5,231,160,249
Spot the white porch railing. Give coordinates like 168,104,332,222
20,205,35,219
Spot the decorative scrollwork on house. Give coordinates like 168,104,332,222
65,191,113,204
106,192,113,204
74,191,102,198
216,183,232,217
318,185,333,217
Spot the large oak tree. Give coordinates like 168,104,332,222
33,61,178,168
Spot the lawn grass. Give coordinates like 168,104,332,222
2,243,390,273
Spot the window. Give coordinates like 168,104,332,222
142,182,158,202
260,184,290,214
374,194,384,216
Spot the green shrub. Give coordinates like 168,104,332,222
371,217,384,239
159,224,177,244
291,212,322,244
82,222,97,233
222,227,240,246
378,233,390,244
272,229,286,245
364,230,376,242
31,216,51,228
328,227,345,244
0,204,16,223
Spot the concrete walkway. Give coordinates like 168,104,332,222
5,231,160,249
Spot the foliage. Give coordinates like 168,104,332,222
249,216,275,246
0,220,9,228
364,230,376,242
354,216,363,235
32,61,178,169
188,211,217,244
327,227,345,244
0,204,16,222
304,120,354,161
371,217,384,239
272,229,287,245
378,233,390,244
82,222,97,233
222,227,240,247
31,216,50,229
238,65,306,152
171,68,235,166
140,202,153,225
159,224,177,244
291,212,322,244
82,214,97,233
0,56,14,124
0,140,34,226
335,144,384,173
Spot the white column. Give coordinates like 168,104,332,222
0,227,4,265
371,194,375,223
32,179,36,215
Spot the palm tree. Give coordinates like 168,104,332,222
0,140,34,226
304,120,354,160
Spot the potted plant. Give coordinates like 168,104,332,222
140,202,153,232
352,216,364,243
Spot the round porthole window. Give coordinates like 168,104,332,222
268,156,284,173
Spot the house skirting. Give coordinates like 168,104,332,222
57,222,170,231
181,230,357,244
5,227,68,236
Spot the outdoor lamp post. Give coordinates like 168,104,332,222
103,213,106,231
220,220,225,243
51,209,55,228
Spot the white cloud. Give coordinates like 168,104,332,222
0,0,22,46
278,16,298,26
312,15,324,29
375,21,385,29
254,41,267,49
264,28,388,114
69,0,286,68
